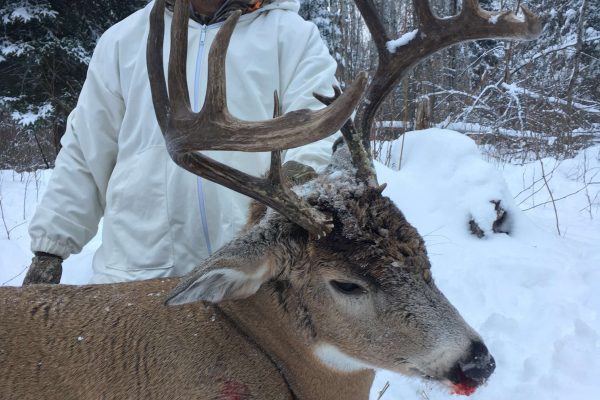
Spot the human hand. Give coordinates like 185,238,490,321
22,252,63,285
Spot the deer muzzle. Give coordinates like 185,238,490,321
446,341,496,395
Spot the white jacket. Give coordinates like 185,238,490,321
28,0,339,283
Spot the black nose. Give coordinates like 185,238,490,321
446,341,496,389
458,341,496,384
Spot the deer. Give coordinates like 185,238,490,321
0,0,541,399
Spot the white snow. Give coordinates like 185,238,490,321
9,7,33,22
1,40,33,58
386,29,418,54
1,4,57,24
488,15,500,25
376,120,556,140
1,129,599,399
11,103,54,126
0,169,96,286
502,83,600,114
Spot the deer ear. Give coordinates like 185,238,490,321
166,225,279,305
165,261,274,305
164,227,281,305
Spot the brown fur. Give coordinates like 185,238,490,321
0,280,372,399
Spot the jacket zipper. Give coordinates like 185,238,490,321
194,25,213,256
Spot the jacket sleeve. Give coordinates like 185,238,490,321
28,33,124,259
278,17,340,172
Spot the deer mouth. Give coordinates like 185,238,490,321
443,353,496,396
444,368,481,396
409,361,492,397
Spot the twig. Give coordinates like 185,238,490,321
0,197,10,240
0,177,10,240
376,381,390,400
516,161,561,205
23,172,32,220
522,185,588,211
538,158,560,234
398,132,407,170
2,265,28,286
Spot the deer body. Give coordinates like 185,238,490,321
1,154,488,398
1,279,373,399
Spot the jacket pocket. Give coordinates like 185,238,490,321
104,146,174,271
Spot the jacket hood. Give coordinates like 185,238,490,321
259,0,300,13
163,0,300,13
163,0,300,24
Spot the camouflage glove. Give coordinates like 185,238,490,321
282,161,317,186
22,252,63,285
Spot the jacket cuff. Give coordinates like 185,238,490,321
30,237,75,260
34,251,63,260
29,206,96,260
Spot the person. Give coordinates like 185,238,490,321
23,0,339,285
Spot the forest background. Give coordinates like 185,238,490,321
0,0,598,170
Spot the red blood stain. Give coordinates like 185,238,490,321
219,379,250,400
452,383,477,396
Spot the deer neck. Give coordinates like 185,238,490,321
217,288,375,400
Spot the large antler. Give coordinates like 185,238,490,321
353,0,542,149
147,0,367,236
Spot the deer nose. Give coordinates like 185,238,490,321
458,341,496,383
446,340,495,391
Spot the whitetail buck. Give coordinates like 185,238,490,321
0,0,541,398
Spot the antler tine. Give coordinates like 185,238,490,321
353,0,542,147
354,0,390,63
268,91,284,187
314,88,377,186
457,1,542,41
203,4,232,115
462,0,481,14
147,0,169,133
411,0,436,29
168,0,193,114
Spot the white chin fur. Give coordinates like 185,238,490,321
313,343,374,372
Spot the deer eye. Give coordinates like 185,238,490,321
330,280,366,295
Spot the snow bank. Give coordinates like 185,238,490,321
376,129,527,239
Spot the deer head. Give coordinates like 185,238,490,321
147,0,541,394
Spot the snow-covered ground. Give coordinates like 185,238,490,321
1,129,599,399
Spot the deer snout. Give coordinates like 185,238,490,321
446,341,495,392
